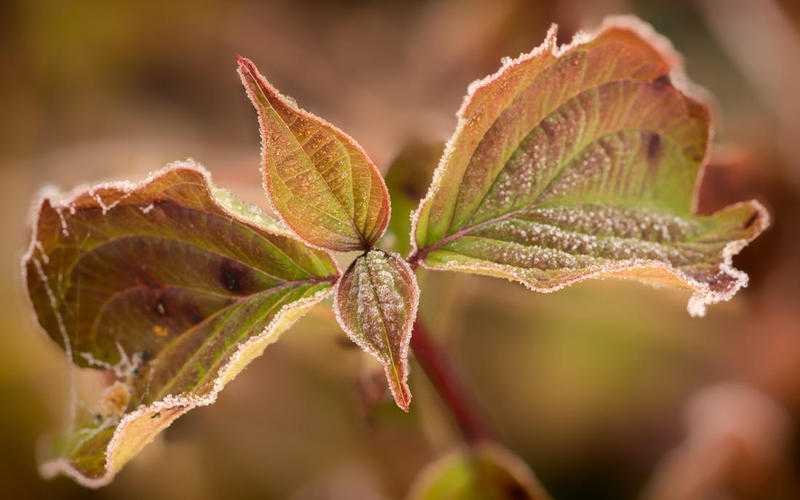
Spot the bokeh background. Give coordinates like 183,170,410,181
2,1,799,499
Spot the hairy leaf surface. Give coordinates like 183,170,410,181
411,17,768,316
23,162,338,486
408,443,552,500
334,250,419,411
238,56,391,251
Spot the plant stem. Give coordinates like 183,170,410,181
411,320,493,444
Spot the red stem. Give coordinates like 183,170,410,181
411,320,493,443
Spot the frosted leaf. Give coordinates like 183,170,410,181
23,163,338,487
334,250,419,411
238,56,391,252
410,16,768,316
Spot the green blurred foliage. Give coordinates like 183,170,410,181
408,443,550,500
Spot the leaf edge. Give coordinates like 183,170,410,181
237,56,392,252
22,159,340,487
419,200,769,317
37,284,332,488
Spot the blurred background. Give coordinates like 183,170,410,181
2,1,799,498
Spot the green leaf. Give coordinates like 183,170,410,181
238,56,391,252
408,443,552,500
384,141,444,256
23,161,338,486
334,250,419,411
411,16,768,316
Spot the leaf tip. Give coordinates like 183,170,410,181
235,54,255,73
236,55,268,102
387,364,413,412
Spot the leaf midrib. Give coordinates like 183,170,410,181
363,257,403,397
418,126,694,260
455,221,712,269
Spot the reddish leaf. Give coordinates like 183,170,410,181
238,56,391,252
334,250,419,410
411,17,768,316
23,162,338,486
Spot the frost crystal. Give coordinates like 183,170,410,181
334,250,419,410
409,16,768,316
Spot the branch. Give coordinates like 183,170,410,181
411,319,493,443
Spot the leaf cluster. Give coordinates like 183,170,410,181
23,16,767,487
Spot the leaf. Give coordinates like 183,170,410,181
238,56,391,252
408,443,552,500
334,250,419,411
23,161,339,487
384,141,444,255
410,16,769,316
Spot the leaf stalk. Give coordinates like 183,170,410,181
410,319,493,444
